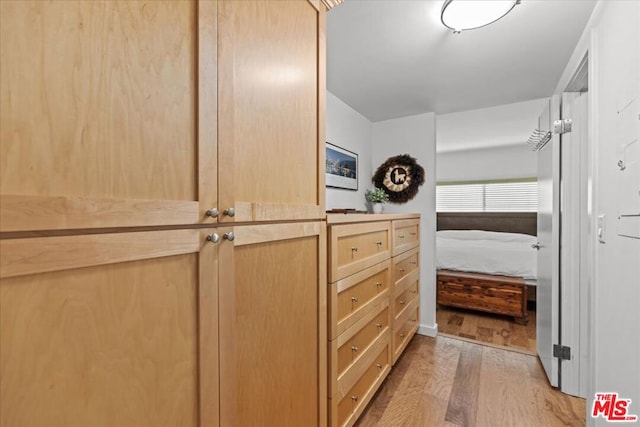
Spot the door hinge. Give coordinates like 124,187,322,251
553,344,571,360
554,119,573,134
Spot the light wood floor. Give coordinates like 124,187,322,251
436,306,537,354
356,335,585,427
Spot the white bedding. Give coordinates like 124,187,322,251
436,230,538,280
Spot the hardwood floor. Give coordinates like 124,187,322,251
436,306,537,354
356,335,585,427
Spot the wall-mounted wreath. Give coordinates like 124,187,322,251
372,154,425,203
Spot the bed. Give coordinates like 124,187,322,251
436,212,537,324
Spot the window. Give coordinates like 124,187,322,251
436,180,537,212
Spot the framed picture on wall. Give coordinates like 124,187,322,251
325,142,358,191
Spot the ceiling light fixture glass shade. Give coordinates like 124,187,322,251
441,0,520,33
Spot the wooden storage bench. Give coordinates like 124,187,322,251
436,270,528,325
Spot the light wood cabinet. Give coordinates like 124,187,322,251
218,222,327,426
1,1,327,426
0,0,325,233
327,214,420,427
0,229,215,427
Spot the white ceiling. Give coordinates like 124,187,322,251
327,0,597,122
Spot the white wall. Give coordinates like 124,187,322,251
436,144,537,182
326,91,373,211
437,98,549,153
371,113,438,337
557,1,640,423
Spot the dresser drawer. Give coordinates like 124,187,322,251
393,247,419,283
334,304,389,380
393,279,419,320
329,222,391,282
330,260,391,340
332,332,390,427
392,219,419,256
392,301,419,364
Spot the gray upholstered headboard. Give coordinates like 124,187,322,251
436,212,537,236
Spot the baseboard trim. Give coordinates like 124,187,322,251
417,323,438,337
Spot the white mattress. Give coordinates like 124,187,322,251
436,230,538,280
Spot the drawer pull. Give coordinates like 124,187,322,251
351,346,359,352
376,323,383,329
206,233,220,243
375,282,383,288
411,318,417,322
399,268,405,272
411,290,417,294
399,300,405,305
223,232,235,241
409,261,417,265
410,232,417,236
376,364,382,369
206,208,219,218
398,235,405,239
351,296,359,303
223,207,235,217
351,247,358,253
351,396,359,402
376,241,383,246
399,333,405,337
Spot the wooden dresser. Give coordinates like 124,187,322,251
327,214,420,427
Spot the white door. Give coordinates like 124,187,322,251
560,91,589,398
536,95,561,387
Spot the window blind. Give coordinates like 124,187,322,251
436,181,537,212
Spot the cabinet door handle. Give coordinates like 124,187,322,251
351,247,358,253
409,261,417,265
351,346,359,352
206,208,219,218
376,323,383,329
376,364,382,369
411,290,417,294
206,233,220,243
351,396,359,402
376,241,383,246
410,232,417,236
399,333,405,337
399,268,405,272
375,282,383,288
351,296,359,303
398,235,405,239
399,300,405,305
223,207,235,217
411,318,417,322
223,232,235,241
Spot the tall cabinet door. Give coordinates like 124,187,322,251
0,1,218,232
219,222,327,426
0,229,218,427
217,0,326,223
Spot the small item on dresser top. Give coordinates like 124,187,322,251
326,208,369,214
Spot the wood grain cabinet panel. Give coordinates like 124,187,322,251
1,0,326,232
392,219,420,256
217,0,325,222
219,222,326,427
0,229,218,427
329,221,391,282
392,302,419,364
0,0,213,232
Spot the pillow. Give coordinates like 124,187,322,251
437,229,537,243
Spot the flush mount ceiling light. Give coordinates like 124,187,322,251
441,0,521,33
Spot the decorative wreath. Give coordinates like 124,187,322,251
372,154,425,203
